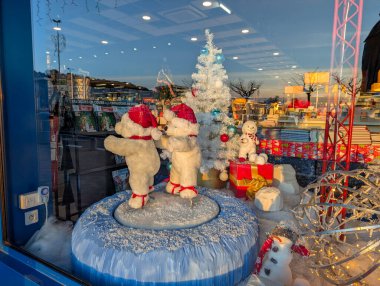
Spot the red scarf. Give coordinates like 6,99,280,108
254,236,309,275
245,133,257,141
129,135,152,140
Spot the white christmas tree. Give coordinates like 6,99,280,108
185,29,239,178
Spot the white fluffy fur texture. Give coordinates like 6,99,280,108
239,121,259,161
259,236,294,286
163,109,175,122
159,115,201,199
115,113,162,140
104,116,161,208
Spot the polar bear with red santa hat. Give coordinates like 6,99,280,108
160,103,201,199
104,104,161,209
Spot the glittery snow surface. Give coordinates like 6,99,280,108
114,192,220,230
72,185,259,285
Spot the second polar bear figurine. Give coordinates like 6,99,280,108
239,120,268,165
160,103,201,199
104,104,162,209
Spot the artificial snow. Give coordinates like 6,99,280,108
21,182,379,286
273,164,296,181
114,192,219,230
276,180,300,195
24,217,73,271
254,187,283,212
272,164,300,194
72,185,258,285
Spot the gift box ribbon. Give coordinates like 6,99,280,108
230,174,270,200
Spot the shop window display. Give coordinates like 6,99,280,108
0,0,380,285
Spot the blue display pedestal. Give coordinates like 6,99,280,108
72,186,259,286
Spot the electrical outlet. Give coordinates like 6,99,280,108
25,209,38,225
19,191,42,209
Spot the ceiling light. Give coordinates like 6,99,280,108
191,37,198,41
45,51,50,54
233,56,239,60
202,1,212,7
142,15,151,21
292,65,297,68
69,58,72,61
93,54,97,58
288,81,292,84
275,75,279,79
53,27,61,31
168,42,172,46
273,52,280,56
133,48,137,51
153,46,157,49
105,52,109,55
219,3,231,14
78,56,82,59
258,68,263,71
241,29,249,34
120,50,124,54
53,60,57,63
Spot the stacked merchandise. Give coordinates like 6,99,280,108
280,129,310,142
343,125,372,145
72,102,98,132
93,104,116,131
256,128,281,140
71,99,141,133
370,132,380,144
347,125,372,162
256,126,380,163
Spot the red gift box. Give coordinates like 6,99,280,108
229,160,274,198
295,143,303,158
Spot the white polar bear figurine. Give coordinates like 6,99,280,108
159,103,201,199
239,120,268,165
254,223,310,286
104,104,162,209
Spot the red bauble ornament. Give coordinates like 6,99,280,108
220,134,229,142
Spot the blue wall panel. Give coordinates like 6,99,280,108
0,0,49,245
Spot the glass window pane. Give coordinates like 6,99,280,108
1,0,379,284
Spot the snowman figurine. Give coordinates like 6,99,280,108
254,222,310,286
239,120,268,165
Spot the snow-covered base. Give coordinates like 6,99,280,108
24,217,73,272
72,185,259,286
254,187,283,212
115,192,219,230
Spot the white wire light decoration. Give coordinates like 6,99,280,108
294,169,380,285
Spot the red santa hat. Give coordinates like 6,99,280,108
115,104,161,140
163,103,199,135
128,104,158,128
164,103,197,123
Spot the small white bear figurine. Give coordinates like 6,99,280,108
239,120,268,165
104,104,162,209
159,104,201,200
254,222,310,286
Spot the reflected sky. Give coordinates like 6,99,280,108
32,0,380,97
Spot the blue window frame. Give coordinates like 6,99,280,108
0,0,82,284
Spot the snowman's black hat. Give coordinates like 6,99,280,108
271,223,299,244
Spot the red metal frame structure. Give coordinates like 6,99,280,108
322,0,363,173
321,0,363,232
